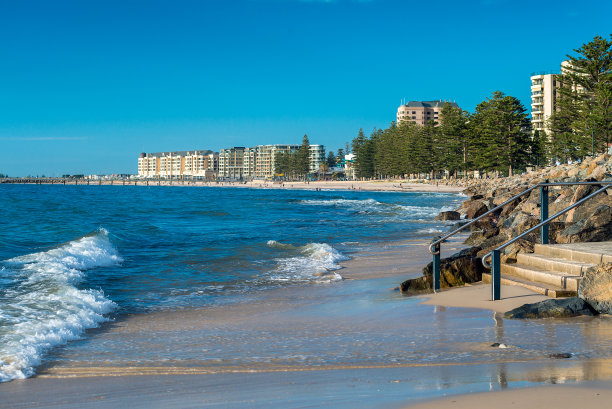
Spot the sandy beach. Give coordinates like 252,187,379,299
12,178,467,193
2,232,612,408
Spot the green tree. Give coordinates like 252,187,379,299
326,151,336,168
560,35,612,153
296,134,311,178
470,91,532,176
336,148,345,165
530,130,548,167
439,103,470,177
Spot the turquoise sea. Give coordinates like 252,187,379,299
0,184,464,382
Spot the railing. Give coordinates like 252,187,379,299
429,180,612,300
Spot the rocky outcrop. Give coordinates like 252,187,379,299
504,297,597,319
400,247,484,293
435,211,461,221
462,199,489,219
450,154,612,263
578,263,612,314
402,154,612,299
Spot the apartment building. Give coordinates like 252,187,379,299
138,150,218,179
396,100,459,126
530,61,586,135
141,144,325,181
530,73,557,134
218,147,258,180
253,144,298,178
309,145,325,173
218,144,326,180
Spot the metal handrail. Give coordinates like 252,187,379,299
428,185,538,255
482,182,612,268
427,178,612,298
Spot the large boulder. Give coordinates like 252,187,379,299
578,263,612,314
400,247,484,293
465,227,499,246
555,205,612,243
501,238,535,263
463,200,489,219
435,210,461,221
504,297,597,319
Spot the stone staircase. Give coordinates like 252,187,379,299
483,241,612,298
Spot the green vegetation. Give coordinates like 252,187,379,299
346,34,611,179
274,134,311,180
326,151,336,168
548,35,612,161
350,92,533,179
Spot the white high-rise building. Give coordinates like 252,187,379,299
530,73,557,135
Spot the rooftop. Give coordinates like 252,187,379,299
141,150,216,158
401,100,459,108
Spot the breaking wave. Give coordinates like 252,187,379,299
0,229,120,382
265,241,348,283
300,198,455,220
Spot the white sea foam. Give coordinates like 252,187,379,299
0,229,120,382
301,198,456,220
416,228,445,234
266,242,348,283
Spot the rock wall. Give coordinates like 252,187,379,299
458,153,612,262
401,154,612,295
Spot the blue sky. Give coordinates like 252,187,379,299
1,0,610,176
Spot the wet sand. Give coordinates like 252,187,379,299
2,237,612,408
402,381,612,409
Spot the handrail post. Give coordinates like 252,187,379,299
432,243,440,292
540,185,549,244
492,250,501,301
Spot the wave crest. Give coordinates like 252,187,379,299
0,228,120,382
266,242,348,284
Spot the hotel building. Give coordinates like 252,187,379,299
396,100,459,126
138,150,219,179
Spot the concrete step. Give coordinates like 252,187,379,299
500,263,582,291
516,252,594,275
534,243,612,265
482,272,576,298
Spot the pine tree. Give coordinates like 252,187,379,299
471,91,531,176
297,134,310,178
326,151,336,168
561,35,612,153
439,103,470,177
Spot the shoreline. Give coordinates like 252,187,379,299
4,235,612,407
3,188,612,408
1,179,466,193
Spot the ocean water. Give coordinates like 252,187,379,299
0,184,464,382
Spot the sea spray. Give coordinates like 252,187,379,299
0,229,120,382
